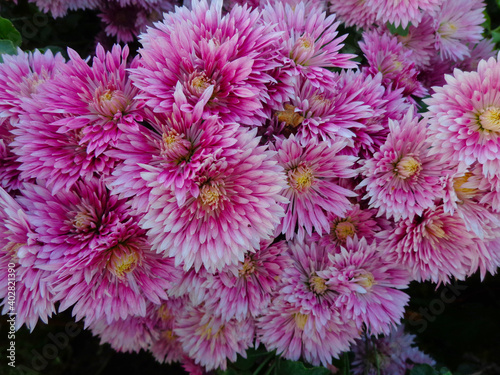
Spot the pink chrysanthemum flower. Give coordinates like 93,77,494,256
278,237,340,326
0,48,65,124
456,40,497,73
202,240,292,321
174,302,255,371
425,54,500,199
130,0,279,126
141,127,287,272
358,108,446,221
379,205,481,284
257,295,359,367
88,304,160,353
352,326,435,375
40,44,144,157
0,119,25,192
326,236,410,335
273,135,357,240
29,184,183,325
360,30,427,101
440,163,500,240
108,84,239,210
27,0,98,17
430,0,485,61
52,231,180,325
396,14,436,69
17,178,133,259
98,0,175,43
150,298,186,364
274,76,373,148
329,0,376,29
0,187,59,331
334,70,409,157
261,1,356,88
319,204,383,248
364,0,440,28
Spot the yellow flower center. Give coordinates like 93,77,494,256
356,271,375,291
290,35,315,65
479,107,500,133
276,104,304,128
288,164,314,192
334,220,356,242
453,172,478,201
425,220,448,239
93,87,128,119
200,183,225,210
309,275,328,295
161,130,191,162
294,313,308,330
395,155,422,179
199,321,224,340
238,258,256,277
161,330,176,341
71,210,94,232
438,22,457,38
157,304,171,321
107,245,140,279
188,71,214,97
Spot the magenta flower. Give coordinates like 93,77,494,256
379,205,481,284
327,236,410,335
130,0,279,126
0,187,56,331
318,204,384,248
261,1,356,88
141,127,287,272
98,0,175,43
364,0,440,28
108,84,239,210
275,75,374,148
352,326,435,375
51,223,181,326
88,305,160,353
39,44,144,156
424,54,500,212
360,29,427,101
358,108,447,221
430,0,485,61
27,0,98,17
0,119,25,192
329,0,376,29
278,237,340,326
274,135,357,240
202,240,292,322
174,302,255,371
257,295,358,367
0,48,65,124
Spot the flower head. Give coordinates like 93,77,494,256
358,108,447,221
274,135,357,240
130,0,279,126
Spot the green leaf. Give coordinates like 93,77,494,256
275,360,330,375
410,364,438,375
0,17,22,46
0,39,18,63
492,25,500,44
387,22,410,37
482,10,491,32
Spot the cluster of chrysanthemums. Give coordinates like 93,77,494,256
1,0,500,373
